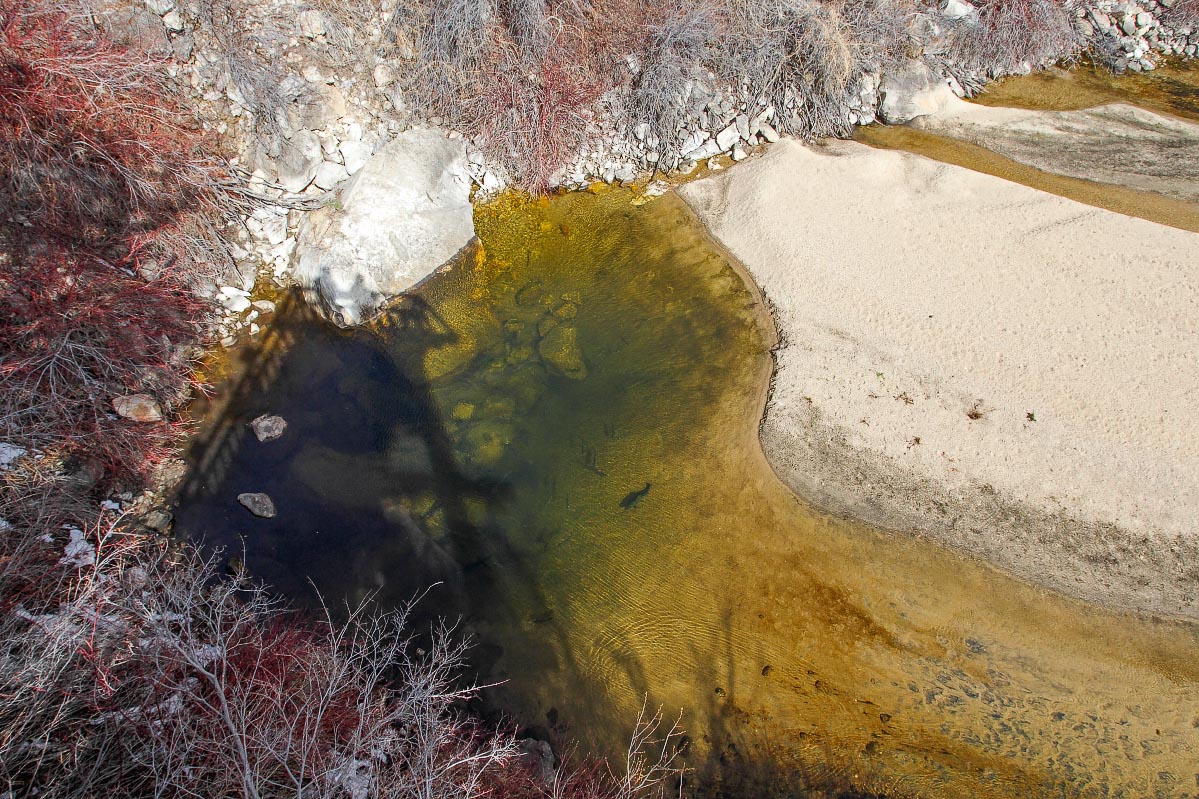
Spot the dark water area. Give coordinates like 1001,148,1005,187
175,189,1199,799
175,295,489,627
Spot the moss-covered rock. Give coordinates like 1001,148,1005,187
537,324,587,380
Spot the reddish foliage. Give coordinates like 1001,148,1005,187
0,0,211,239
0,246,204,476
479,45,610,191
0,0,224,481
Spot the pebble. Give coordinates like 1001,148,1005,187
112,394,164,423
237,492,277,518
250,414,287,441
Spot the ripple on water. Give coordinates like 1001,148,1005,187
175,187,1199,799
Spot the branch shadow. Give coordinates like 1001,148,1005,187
171,290,510,628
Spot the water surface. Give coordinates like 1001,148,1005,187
176,189,1199,798
855,60,1199,232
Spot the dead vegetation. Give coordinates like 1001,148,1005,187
203,0,916,185
948,0,1083,77
0,0,251,477
0,506,686,798
1161,0,1199,26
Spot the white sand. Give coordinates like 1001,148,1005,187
679,139,1199,618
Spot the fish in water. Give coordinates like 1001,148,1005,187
620,482,651,509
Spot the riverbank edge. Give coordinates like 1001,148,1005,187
675,143,1199,625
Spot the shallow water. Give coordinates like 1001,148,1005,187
855,61,1199,232
176,189,1199,798
972,59,1199,122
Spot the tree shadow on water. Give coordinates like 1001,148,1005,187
170,292,906,798
172,291,511,630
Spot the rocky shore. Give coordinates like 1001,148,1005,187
93,0,1195,331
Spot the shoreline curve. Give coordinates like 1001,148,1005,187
677,138,1199,621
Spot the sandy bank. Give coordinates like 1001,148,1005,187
911,99,1199,202
678,139,1199,619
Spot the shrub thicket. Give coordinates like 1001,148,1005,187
1161,0,1199,27
0,0,239,478
948,0,1082,77
0,514,684,798
259,0,911,185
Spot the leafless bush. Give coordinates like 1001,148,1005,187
487,701,686,799
717,0,857,137
626,0,722,149
1,519,525,799
119,552,519,799
500,0,555,55
1,508,688,799
398,0,610,189
190,0,294,136
627,0,911,154
0,514,142,796
1161,0,1199,26
0,0,242,477
949,0,1082,77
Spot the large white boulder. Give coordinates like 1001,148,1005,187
293,129,474,325
878,59,955,124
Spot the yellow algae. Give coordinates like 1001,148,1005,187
178,186,1199,798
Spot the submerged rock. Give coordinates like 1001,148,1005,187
294,128,475,326
461,422,512,466
537,324,587,380
237,492,277,518
250,414,288,442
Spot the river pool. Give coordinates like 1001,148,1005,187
176,157,1199,799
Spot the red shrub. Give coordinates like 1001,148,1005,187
475,39,610,191
0,0,229,480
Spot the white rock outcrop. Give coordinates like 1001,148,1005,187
293,128,474,325
878,59,955,124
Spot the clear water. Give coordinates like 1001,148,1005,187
176,188,1199,798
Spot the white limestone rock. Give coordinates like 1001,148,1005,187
715,123,740,151
277,130,323,192
878,59,956,124
313,160,350,190
294,129,474,325
940,0,976,19
339,140,373,175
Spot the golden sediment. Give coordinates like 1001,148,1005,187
412,190,1199,797
180,134,1199,799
